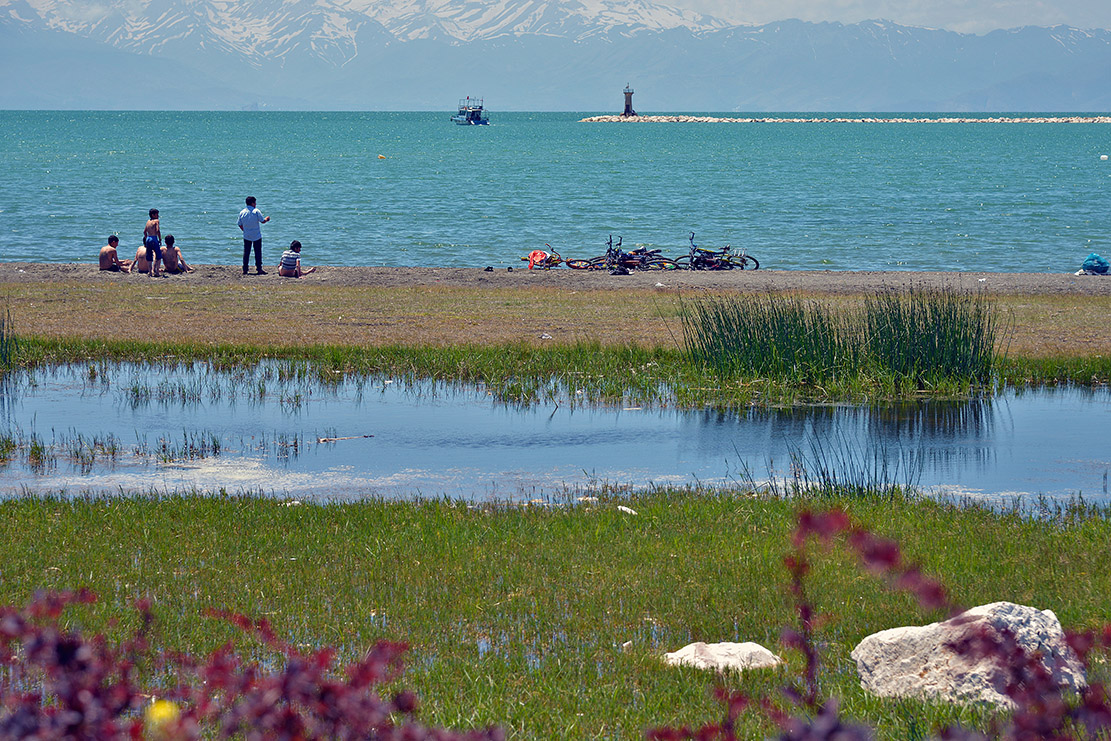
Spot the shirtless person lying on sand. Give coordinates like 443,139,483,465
98,235,132,272
160,235,195,274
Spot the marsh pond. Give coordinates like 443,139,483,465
1,362,1108,504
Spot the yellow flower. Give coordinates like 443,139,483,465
144,699,181,740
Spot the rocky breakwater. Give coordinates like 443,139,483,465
580,115,1111,123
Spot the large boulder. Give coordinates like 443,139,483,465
851,601,1086,708
664,641,782,672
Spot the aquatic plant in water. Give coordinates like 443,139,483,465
25,434,50,473
744,431,923,501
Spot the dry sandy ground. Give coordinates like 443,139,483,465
3,263,1109,355
5,262,1111,296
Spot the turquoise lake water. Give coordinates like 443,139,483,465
2,111,1111,271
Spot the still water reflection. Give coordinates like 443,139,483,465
0,364,1107,503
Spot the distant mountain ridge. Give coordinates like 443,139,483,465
4,0,728,53
2,0,1110,111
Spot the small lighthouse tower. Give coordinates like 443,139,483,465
622,83,637,117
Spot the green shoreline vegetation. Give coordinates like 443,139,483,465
8,334,1111,409
3,288,1111,736
5,286,1109,407
1,490,1109,738
0,305,16,370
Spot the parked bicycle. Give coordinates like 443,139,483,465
624,244,680,270
566,235,623,270
567,236,679,271
674,232,759,270
521,244,563,269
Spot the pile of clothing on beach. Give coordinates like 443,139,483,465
1076,253,1110,275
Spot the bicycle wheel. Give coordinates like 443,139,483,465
566,258,595,270
673,255,693,270
727,255,759,270
643,257,680,270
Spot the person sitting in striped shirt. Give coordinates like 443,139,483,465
278,240,316,278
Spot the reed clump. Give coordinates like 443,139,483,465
862,288,998,384
0,305,16,371
682,287,999,392
679,293,855,382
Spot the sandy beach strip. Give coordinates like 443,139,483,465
3,262,1110,296
4,263,1110,354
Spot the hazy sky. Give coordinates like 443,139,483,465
671,0,1111,33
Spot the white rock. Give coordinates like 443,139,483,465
851,601,1086,709
664,641,782,672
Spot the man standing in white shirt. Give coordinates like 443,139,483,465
237,196,271,275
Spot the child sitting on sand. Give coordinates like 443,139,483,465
160,235,195,274
98,235,132,272
278,240,316,278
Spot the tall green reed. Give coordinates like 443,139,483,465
681,293,856,382
682,288,998,389
742,432,923,501
862,288,997,385
0,305,16,370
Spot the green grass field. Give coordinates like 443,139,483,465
3,283,1110,737
2,490,1108,738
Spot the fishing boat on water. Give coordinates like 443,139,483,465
451,97,489,125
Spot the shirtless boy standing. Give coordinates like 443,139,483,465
98,235,132,272
143,208,163,277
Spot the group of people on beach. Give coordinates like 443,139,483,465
97,197,316,278
98,208,194,276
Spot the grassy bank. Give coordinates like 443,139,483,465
9,334,1111,407
0,305,15,370
1,490,1108,738
6,279,1110,405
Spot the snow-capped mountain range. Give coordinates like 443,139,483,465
363,0,732,41
5,0,730,55
3,0,1111,111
